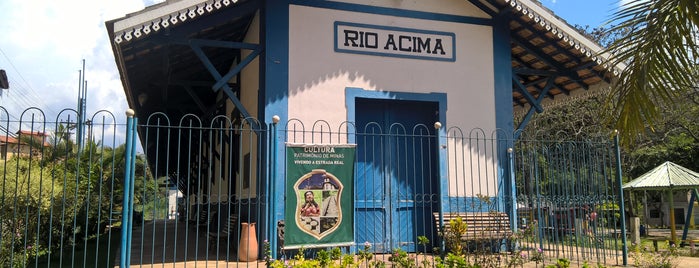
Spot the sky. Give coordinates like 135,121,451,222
541,0,624,28
0,0,624,138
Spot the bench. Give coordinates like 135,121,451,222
434,212,513,242
648,236,699,253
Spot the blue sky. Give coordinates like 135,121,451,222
0,0,624,138
541,0,624,28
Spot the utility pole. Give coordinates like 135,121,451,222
0,69,8,89
76,60,87,152
0,69,8,108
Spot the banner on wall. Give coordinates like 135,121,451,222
284,144,356,249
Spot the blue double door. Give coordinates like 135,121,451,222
355,98,439,252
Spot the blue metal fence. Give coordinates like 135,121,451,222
0,108,626,267
0,108,126,267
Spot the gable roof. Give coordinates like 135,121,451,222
106,0,625,178
16,130,48,137
106,0,622,119
0,136,20,145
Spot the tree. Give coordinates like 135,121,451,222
602,0,699,145
523,21,699,177
0,129,155,266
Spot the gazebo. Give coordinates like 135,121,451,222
622,161,699,243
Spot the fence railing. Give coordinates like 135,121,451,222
0,108,126,267
0,109,626,267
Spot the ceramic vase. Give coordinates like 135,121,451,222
238,222,258,262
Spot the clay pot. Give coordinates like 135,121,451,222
238,222,258,262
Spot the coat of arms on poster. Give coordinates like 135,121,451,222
294,169,342,239
334,21,456,62
285,144,356,248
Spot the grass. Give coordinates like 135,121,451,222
633,237,699,257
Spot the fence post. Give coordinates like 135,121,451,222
614,130,628,265
127,117,138,261
270,115,280,259
507,147,517,232
120,109,136,268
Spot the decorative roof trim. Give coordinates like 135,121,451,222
113,0,239,44
505,0,625,75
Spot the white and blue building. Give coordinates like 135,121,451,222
107,0,621,258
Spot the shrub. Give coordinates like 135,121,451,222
441,215,468,255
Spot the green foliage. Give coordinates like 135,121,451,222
268,259,286,268
317,248,331,268
371,259,387,268
582,261,609,268
417,236,430,268
0,157,59,266
545,258,570,268
441,215,467,255
435,253,470,268
629,242,678,268
263,239,273,266
330,247,342,261
532,248,545,263
357,241,373,266
340,254,355,268
388,248,416,268
267,248,319,268
0,134,155,266
522,20,699,220
602,0,699,146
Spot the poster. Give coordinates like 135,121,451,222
285,144,355,248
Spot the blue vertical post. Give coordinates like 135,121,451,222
614,131,628,265
508,148,517,232
120,109,136,268
681,189,698,242
270,115,279,259
126,117,138,263
506,147,517,252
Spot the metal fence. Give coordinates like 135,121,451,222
513,133,626,266
0,108,127,268
0,109,626,267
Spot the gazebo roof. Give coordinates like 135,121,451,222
623,161,699,190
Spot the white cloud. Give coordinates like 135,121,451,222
0,0,146,130
618,0,646,6
0,0,151,149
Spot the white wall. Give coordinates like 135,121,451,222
288,3,499,198
289,4,495,131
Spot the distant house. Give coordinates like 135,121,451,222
0,135,21,160
0,130,50,160
643,190,699,228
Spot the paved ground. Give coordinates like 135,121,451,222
674,256,699,268
644,228,699,267
116,223,699,267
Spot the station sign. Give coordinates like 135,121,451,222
335,21,456,62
